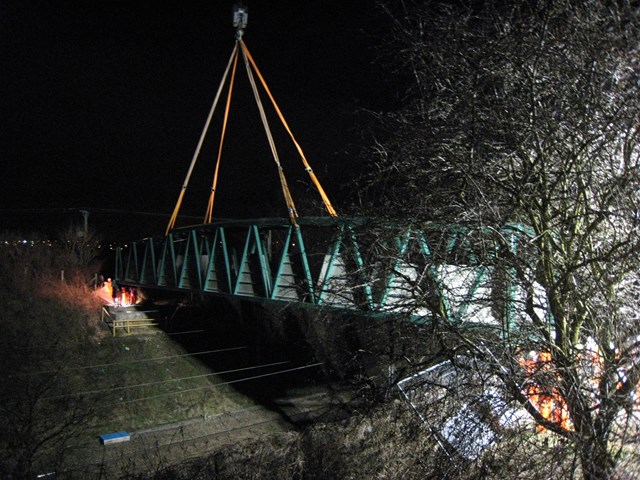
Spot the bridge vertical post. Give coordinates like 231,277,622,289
157,233,178,288
345,223,374,310
316,226,345,306
503,227,519,341
177,229,203,291
203,226,233,293
140,238,157,284
124,241,139,282
218,227,233,292
377,229,411,310
255,225,273,297
232,225,272,298
419,228,452,323
295,225,315,303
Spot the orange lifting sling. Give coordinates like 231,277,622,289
166,33,337,235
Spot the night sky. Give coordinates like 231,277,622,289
1,1,394,238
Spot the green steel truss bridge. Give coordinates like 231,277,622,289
115,18,544,333
115,217,539,332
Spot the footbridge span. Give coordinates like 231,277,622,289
114,12,540,335
115,217,535,333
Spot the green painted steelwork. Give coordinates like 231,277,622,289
115,218,536,327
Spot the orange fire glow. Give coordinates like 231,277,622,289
520,351,572,432
94,280,137,307
521,346,640,433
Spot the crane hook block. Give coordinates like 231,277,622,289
233,3,248,38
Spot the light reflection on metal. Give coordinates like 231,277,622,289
397,358,529,460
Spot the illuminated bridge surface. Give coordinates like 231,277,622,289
116,217,540,328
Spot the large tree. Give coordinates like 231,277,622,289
360,1,640,478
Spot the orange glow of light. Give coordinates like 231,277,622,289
520,351,572,432
520,344,640,432
94,280,137,307
116,286,136,306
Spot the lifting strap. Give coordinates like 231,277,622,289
166,44,239,235
166,38,338,234
240,40,299,225
240,41,338,218
205,47,240,224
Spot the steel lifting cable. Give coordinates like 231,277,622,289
205,46,240,224
239,39,300,225
166,43,239,235
240,41,338,218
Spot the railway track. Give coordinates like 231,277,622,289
59,390,348,478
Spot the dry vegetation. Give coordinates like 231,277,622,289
0,231,256,478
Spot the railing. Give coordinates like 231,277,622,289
101,305,161,336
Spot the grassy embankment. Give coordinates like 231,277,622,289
0,266,257,477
